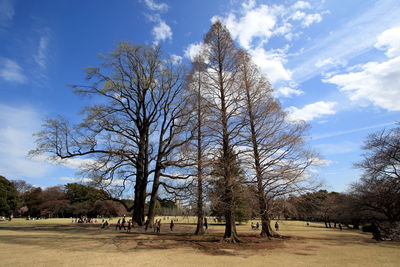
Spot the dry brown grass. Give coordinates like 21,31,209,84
0,218,399,266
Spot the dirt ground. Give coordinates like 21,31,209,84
0,219,399,266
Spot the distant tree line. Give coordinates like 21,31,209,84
275,124,400,240
1,180,128,218
0,177,180,219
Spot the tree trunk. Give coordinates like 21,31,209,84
195,162,205,235
132,178,146,226
132,128,150,226
223,207,240,242
194,73,205,236
260,214,276,238
147,165,161,228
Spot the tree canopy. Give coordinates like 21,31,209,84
0,175,18,216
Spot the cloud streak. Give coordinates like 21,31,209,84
0,105,54,179
33,35,50,69
312,121,397,140
144,0,168,12
291,0,400,83
0,58,26,83
0,0,15,27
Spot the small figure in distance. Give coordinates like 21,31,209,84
101,220,109,229
204,217,208,230
116,218,121,230
170,219,174,231
156,219,161,233
127,220,132,232
256,222,260,230
121,216,126,230
306,221,309,226
275,221,279,231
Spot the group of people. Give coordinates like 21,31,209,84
0,215,12,221
154,219,161,233
98,216,213,234
251,222,260,230
251,221,280,231
115,216,133,232
72,216,97,224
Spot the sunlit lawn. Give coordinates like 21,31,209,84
0,218,399,266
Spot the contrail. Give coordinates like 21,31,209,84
312,121,397,140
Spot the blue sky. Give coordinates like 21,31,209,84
0,0,399,192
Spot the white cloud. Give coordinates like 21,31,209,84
324,26,400,111
325,59,400,110
312,157,332,166
0,0,15,27
275,86,304,98
0,58,26,83
214,4,280,49
375,26,400,58
33,35,50,69
59,176,92,184
290,10,322,27
144,0,168,12
184,42,204,61
55,158,96,170
170,54,182,65
212,1,327,88
152,20,172,44
0,105,54,178
315,57,345,68
286,101,337,122
249,47,292,84
292,1,311,10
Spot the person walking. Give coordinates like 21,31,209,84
121,217,126,230
127,220,132,232
204,217,208,230
170,220,174,231
275,221,279,231
156,219,161,233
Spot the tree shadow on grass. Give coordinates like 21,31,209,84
0,224,288,256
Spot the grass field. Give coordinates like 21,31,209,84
1,217,399,266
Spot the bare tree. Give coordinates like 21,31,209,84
184,56,211,235
353,125,400,223
237,51,316,237
201,21,243,242
145,61,194,227
30,43,190,226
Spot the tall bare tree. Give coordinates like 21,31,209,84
237,51,316,237
145,61,193,227
184,56,210,234
201,21,243,242
30,43,190,226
